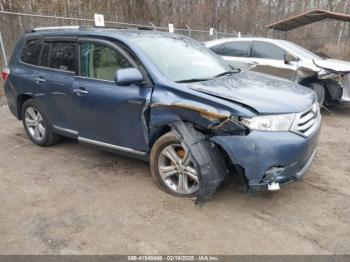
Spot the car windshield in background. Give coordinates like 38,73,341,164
130,35,231,82
279,40,324,60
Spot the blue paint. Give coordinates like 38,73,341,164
4,28,321,190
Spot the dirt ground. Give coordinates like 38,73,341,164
0,96,349,255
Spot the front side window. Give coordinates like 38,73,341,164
278,40,323,60
222,41,250,57
130,35,230,82
48,42,77,72
20,39,42,65
252,41,285,60
79,42,132,81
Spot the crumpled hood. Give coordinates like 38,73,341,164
314,58,350,73
187,70,315,114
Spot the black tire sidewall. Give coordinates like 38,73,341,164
310,83,325,105
150,132,199,198
22,99,51,146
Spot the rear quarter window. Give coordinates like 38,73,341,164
20,39,42,65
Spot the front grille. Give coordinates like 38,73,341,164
291,103,321,137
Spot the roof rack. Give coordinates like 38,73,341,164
31,25,153,33
32,26,80,32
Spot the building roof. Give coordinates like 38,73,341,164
266,9,350,31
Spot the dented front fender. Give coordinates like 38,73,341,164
148,84,254,145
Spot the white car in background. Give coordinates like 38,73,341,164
205,37,350,105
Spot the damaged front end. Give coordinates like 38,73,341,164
211,128,320,193
317,68,350,104
212,101,321,193
148,66,321,203
150,89,321,202
294,59,350,104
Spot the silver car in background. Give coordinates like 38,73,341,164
205,37,350,105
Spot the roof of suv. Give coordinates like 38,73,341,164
25,27,175,40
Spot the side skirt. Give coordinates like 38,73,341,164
52,125,148,161
53,125,78,138
78,137,148,161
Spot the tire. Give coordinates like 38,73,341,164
22,99,62,146
150,132,200,198
309,83,325,105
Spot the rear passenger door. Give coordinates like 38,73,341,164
38,39,77,133
73,38,152,155
250,40,297,80
220,41,252,70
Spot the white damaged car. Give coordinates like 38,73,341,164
206,37,350,105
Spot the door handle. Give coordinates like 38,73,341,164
73,88,88,96
34,77,45,84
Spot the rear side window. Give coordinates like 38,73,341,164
20,39,42,65
79,42,132,81
252,41,285,60
40,42,50,67
209,43,225,55
221,41,250,57
48,42,77,72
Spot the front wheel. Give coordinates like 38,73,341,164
22,99,61,146
150,132,200,197
309,83,325,105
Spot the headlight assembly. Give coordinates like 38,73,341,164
241,113,295,131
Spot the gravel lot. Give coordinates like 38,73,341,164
0,96,349,255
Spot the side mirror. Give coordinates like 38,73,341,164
284,53,298,64
115,68,144,86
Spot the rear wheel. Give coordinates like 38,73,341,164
22,99,61,146
150,132,200,197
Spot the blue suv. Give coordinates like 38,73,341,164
2,27,321,202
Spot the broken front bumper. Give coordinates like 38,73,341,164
211,124,321,191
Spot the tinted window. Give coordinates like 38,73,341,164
252,41,285,60
79,42,132,81
209,43,225,55
40,42,50,67
20,39,42,65
49,42,76,72
221,41,250,57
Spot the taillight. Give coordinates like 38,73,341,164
1,67,10,81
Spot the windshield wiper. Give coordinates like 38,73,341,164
215,68,241,78
214,71,234,78
176,78,212,83
176,68,241,83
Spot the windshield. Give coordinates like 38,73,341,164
279,40,324,60
130,35,231,82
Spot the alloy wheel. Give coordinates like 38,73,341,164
158,143,199,195
24,107,46,141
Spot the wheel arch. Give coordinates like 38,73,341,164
17,94,35,120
